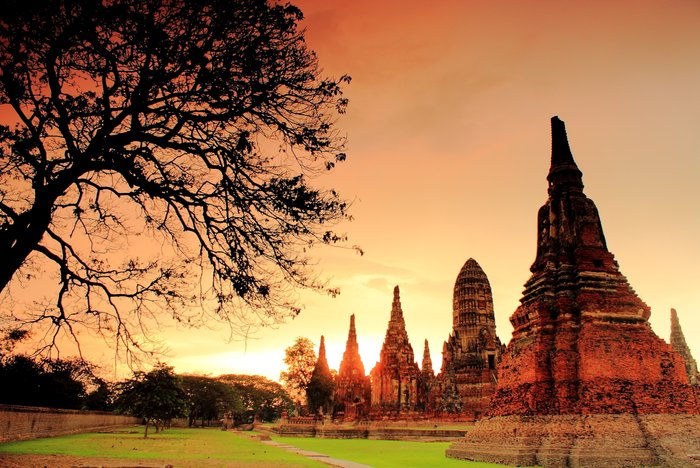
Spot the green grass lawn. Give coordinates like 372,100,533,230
273,436,513,467
0,426,324,466
1,426,517,467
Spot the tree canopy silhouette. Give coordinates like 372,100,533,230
0,0,352,361
115,362,187,436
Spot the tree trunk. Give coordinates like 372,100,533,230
0,193,60,293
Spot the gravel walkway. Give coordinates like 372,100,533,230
261,440,373,468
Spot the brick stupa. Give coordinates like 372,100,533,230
418,340,435,411
306,335,334,416
447,117,700,467
370,286,421,414
334,314,371,420
430,259,502,420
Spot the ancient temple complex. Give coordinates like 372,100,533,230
430,258,503,420
334,314,371,420
369,286,421,414
670,308,699,385
447,117,700,467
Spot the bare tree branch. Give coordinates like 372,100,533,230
0,0,355,363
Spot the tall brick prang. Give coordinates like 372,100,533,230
430,258,502,420
334,314,371,420
488,116,695,416
370,286,421,414
447,117,700,467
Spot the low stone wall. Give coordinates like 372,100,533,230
0,404,139,442
273,424,467,441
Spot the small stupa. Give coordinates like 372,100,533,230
306,336,334,416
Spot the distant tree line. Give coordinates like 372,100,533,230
0,354,111,411
0,331,292,436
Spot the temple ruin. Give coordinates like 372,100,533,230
429,259,503,420
278,117,699,466
334,265,502,421
446,116,700,467
369,286,422,416
334,314,371,420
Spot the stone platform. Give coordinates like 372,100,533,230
445,414,700,467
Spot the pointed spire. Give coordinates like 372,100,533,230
314,335,329,374
669,308,699,385
550,116,575,165
391,285,404,321
422,339,434,375
308,335,334,415
348,314,357,342
339,314,366,379
671,308,692,357
670,308,680,332
319,335,326,359
547,116,583,192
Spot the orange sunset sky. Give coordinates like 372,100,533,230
5,0,700,382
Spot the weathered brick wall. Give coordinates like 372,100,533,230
0,404,139,442
447,413,700,467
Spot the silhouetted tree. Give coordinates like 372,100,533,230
114,362,186,437
279,336,316,406
0,355,45,406
180,374,241,427
218,374,293,423
0,0,352,361
83,379,115,411
0,329,112,409
0,354,102,409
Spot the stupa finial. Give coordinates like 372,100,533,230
547,116,583,192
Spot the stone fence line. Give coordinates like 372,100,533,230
0,404,139,443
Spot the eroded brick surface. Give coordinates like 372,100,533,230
369,286,422,415
429,259,504,420
490,117,697,417
449,117,699,467
334,314,371,420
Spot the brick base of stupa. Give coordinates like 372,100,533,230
446,413,700,467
